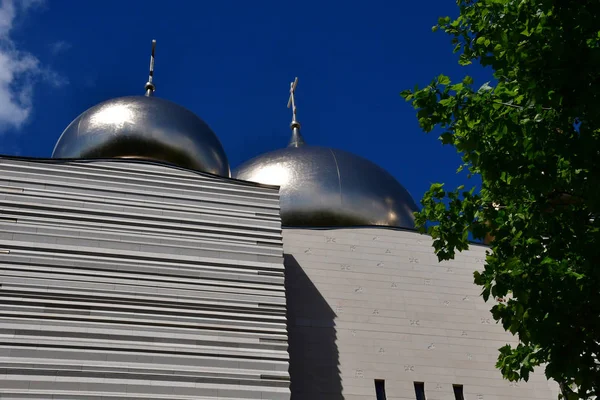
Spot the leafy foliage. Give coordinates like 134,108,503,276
402,0,600,397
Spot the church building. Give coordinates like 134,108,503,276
0,42,558,399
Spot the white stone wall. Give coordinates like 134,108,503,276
0,158,290,399
283,228,558,400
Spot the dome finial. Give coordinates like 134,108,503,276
287,77,305,147
144,40,157,97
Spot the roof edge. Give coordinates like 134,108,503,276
281,224,489,248
0,155,281,190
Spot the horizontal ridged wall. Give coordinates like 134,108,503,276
0,158,290,399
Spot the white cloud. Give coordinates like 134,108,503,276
0,0,66,132
50,40,70,55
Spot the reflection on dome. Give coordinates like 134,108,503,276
52,96,230,177
249,162,292,186
89,103,134,129
387,211,398,225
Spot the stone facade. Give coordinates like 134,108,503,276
0,158,289,399
283,228,558,400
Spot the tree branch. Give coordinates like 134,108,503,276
493,101,553,111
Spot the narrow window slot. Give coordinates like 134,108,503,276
453,384,464,400
375,379,387,400
414,382,426,400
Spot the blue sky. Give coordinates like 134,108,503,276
0,0,490,204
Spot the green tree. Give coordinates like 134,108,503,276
401,0,600,398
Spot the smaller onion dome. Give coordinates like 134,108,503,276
52,40,230,177
233,77,418,228
234,145,418,227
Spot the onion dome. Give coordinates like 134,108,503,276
233,78,418,228
52,96,229,176
52,41,230,177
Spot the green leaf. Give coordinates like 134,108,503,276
437,16,451,25
458,56,473,66
449,83,464,92
438,75,451,85
400,90,413,100
540,257,554,266
440,132,454,144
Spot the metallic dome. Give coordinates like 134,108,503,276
233,143,419,228
52,96,230,177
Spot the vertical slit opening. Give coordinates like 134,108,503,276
453,384,464,400
375,379,387,400
414,382,426,400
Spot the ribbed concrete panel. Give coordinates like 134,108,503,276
283,228,558,400
0,157,289,400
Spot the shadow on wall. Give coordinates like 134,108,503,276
284,254,343,400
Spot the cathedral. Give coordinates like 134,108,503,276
0,42,557,399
